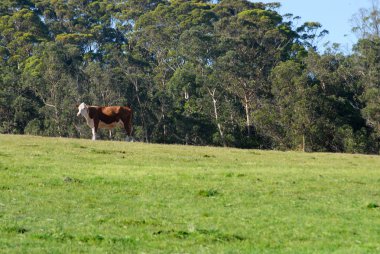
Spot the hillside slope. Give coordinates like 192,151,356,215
0,135,379,253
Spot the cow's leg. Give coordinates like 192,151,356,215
91,127,96,141
109,129,112,140
92,119,99,141
124,119,133,142
126,135,134,142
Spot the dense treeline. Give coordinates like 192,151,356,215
1,0,380,153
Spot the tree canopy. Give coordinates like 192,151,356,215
1,0,380,154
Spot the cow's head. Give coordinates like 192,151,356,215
77,102,88,117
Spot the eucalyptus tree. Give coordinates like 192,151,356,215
22,42,84,137
132,0,218,143
34,0,127,61
262,60,311,151
214,1,297,139
0,0,376,153
0,0,49,134
351,0,380,39
351,0,380,152
303,50,368,152
110,49,154,142
177,23,236,146
354,38,380,150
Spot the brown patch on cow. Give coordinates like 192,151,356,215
88,106,133,135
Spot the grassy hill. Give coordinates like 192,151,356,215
0,134,379,253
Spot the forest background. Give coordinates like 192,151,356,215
2,0,380,154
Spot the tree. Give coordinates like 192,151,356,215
352,0,380,152
0,1,48,134
304,51,367,152
0,3,48,67
261,60,311,151
352,0,380,39
0,0,377,154
214,3,296,141
22,42,83,137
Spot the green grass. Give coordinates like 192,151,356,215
0,134,379,253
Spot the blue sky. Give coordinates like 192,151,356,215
255,0,372,52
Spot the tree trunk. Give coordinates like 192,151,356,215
162,105,167,142
132,79,149,142
44,101,61,137
302,134,305,152
244,93,251,137
208,88,226,146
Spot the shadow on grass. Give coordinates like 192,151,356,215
153,228,245,242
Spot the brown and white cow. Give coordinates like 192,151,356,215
77,102,133,141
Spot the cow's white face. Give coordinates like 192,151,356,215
77,102,88,117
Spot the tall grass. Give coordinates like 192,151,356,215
0,134,379,253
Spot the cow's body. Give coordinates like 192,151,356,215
77,102,133,141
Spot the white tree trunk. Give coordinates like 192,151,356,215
208,88,226,146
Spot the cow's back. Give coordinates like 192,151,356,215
89,106,131,124
97,106,120,124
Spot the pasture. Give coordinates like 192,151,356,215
0,134,379,253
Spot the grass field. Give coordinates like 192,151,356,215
0,134,379,253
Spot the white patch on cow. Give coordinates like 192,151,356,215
77,102,87,117
84,118,94,128
77,103,94,128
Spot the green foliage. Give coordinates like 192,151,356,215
354,38,380,141
0,0,379,153
24,118,44,135
367,203,380,209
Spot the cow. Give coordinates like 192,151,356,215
76,102,133,141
